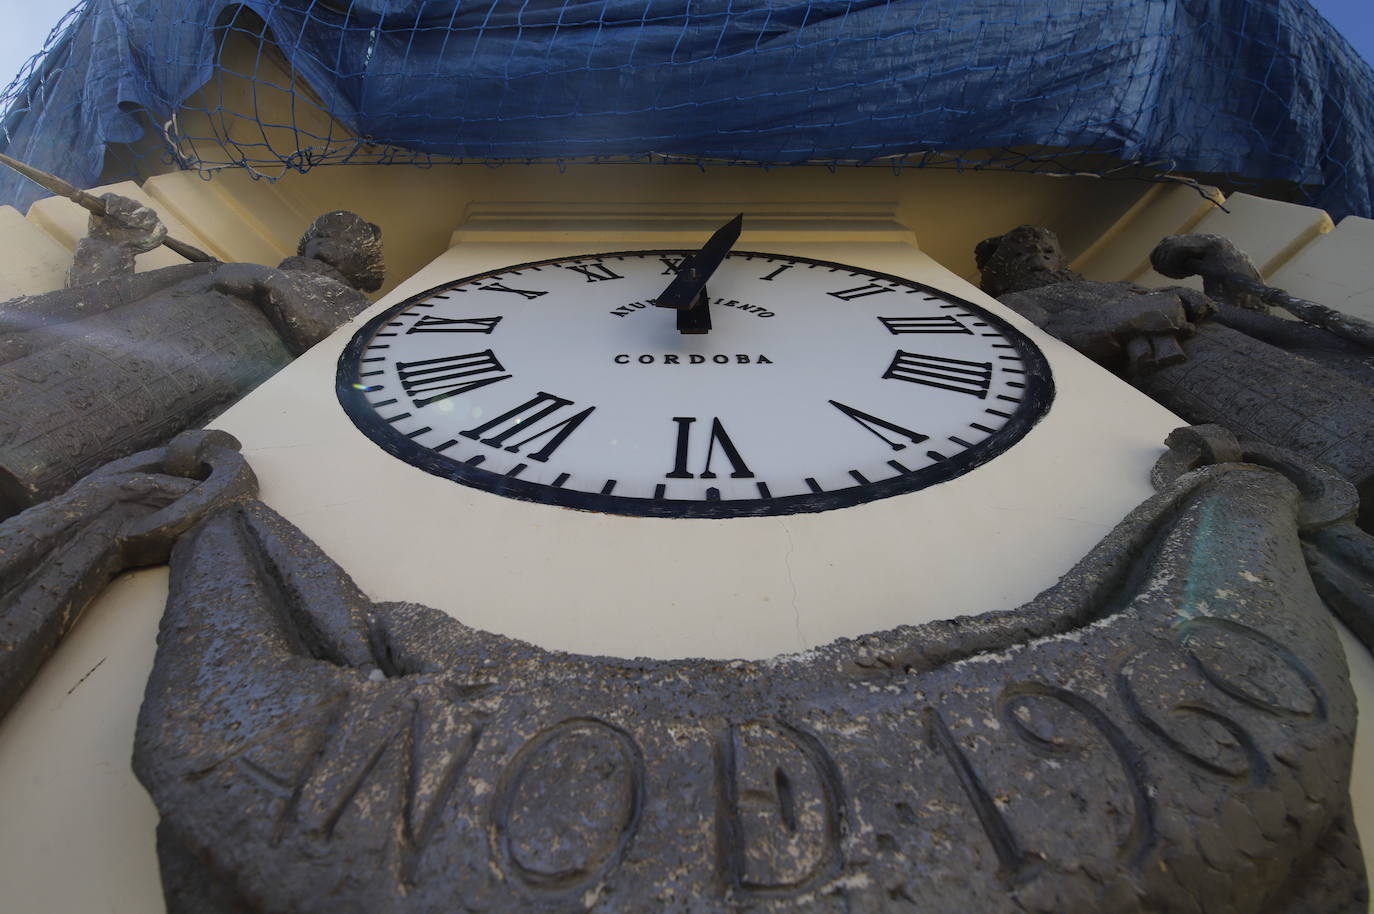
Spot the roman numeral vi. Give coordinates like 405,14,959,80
666,417,755,479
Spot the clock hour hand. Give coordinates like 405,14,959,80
654,213,743,335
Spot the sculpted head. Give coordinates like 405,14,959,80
975,225,1081,297
293,211,385,292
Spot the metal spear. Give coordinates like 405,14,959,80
0,152,218,264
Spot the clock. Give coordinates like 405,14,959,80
335,247,1053,518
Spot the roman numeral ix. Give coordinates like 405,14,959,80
406,315,503,334
397,350,511,407
461,392,595,462
883,350,993,398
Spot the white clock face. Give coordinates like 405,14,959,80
337,250,1052,518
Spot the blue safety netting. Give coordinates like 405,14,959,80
1,0,1372,219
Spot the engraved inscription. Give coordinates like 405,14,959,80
492,718,645,894
925,707,1035,883
1117,646,1267,783
1180,618,1326,720
1000,682,1154,865
223,688,485,888
715,719,845,897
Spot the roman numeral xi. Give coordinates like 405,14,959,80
562,262,624,282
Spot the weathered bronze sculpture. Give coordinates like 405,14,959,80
129,426,1366,912
2,206,1370,910
0,429,257,718
976,226,1374,532
0,196,383,519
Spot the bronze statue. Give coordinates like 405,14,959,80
0,195,384,519
976,226,1374,532
0,430,256,719
130,426,1367,912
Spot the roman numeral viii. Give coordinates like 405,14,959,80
461,392,595,462
878,315,971,335
396,350,511,407
829,401,928,450
883,350,993,398
666,417,755,479
406,315,503,334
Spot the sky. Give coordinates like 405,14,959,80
0,0,1369,108
1312,0,1374,67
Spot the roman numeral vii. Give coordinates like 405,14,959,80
461,392,595,462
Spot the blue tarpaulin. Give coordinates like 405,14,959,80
2,0,1373,218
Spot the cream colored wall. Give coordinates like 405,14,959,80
0,204,71,297
1074,188,1343,296
1268,215,1374,324
1,161,1157,302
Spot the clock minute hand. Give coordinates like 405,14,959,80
654,213,743,335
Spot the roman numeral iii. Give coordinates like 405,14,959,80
878,315,971,335
883,351,993,398
666,417,755,479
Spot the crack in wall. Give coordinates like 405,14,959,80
780,519,805,650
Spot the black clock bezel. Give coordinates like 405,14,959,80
336,250,1055,519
